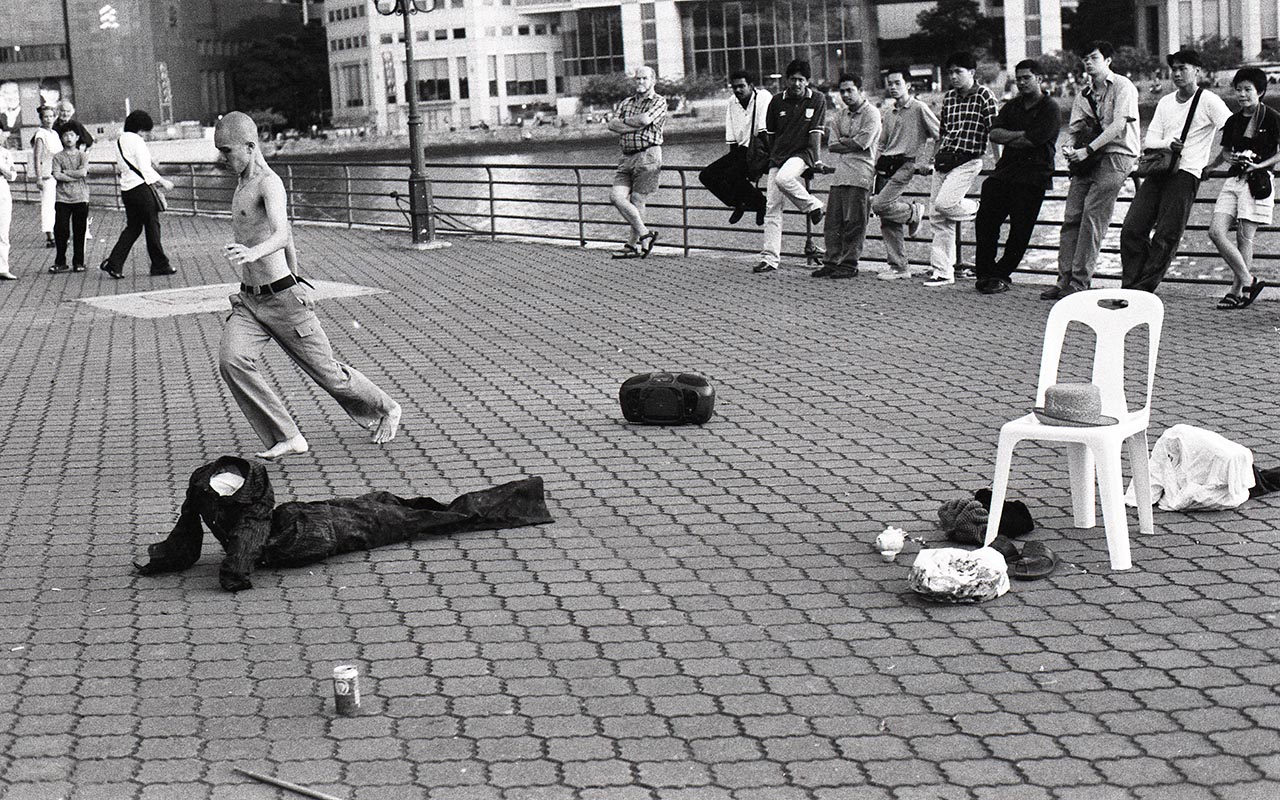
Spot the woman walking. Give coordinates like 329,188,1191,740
1209,67,1280,309
0,144,16,280
100,111,175,279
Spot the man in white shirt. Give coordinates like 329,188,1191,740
1120,49,1231,293
698,70,772,226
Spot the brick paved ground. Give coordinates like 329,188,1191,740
0,203,1277,800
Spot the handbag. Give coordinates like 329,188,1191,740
744,91,770,180
1068,92,1105,177
933,149,975,174
875,154,910,178
1247,168,1273,200
118,139,168,212
1133,88,1202,179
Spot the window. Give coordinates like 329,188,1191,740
484,27,496,37
417,30,430,41
451,0,464,6
550,22,559,34
380,33,393,44
488,54,499,95
341,63,367,107
554,52,564,93
457,56,469,99
501,26,512,36
504,52,548,95
561,7,624,79
517,25,529,35
534,24,546,35
435,29,448,40
454,28,466,39
415,57,451,101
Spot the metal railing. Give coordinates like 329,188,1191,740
11,158,1277,282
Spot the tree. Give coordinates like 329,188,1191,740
578,73,635,108
1110,46,1160,77
905,0,1003,63
1196,35,1244,74
1063,0,1137,55
226,20,330,130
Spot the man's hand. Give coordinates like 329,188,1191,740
158,177,175,192
1064,147,1088,164
223,243,254,268
630,112,653,127
1169,139,1184,154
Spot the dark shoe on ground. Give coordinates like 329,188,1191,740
956,267,977,280
1240,277,1266,308
807,207,823,226
987,535,1021,564
829,268,858,279
71,264,85,272
755,207,766,226
729,207,745,224
1217,292,1245,310
983,279,1011,294
100,259,124,279
151,266,178,275
611,244,640,260
45,239,55,248
752,261,777,273
637,231,659,258
1039,286,1063,300
1009,541,1058,580
811,266,836,278
49,264,69,274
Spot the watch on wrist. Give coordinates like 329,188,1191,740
1084,145,1095,156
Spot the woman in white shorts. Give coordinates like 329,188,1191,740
1210,67,1280,309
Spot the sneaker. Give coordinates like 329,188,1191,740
755,208,766,226
807,207,823,226
878,267,909,281
1039,286,1063,300
811,265,836,278
906,203,924,238
956,267,977,280
752,261,778,273
979,279,1011,295
922,273,954,288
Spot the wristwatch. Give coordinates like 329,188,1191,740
1084,144,1095,156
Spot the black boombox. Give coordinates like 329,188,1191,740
619,372,715,425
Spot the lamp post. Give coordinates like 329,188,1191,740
374,0,442,248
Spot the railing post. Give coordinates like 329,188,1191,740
345,165,353,227
575,167,585,247
486,166,495,240
680,168,689,256
284,164,295,219
189,163,198,215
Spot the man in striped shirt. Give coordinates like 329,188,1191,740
607,66,666,259
923,51,998,287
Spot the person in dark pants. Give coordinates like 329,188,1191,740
815,73,881,279
973,59,1061,294
100,110,176,279
1120,49,1230,293
699,70,772,225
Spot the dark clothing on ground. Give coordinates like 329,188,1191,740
105,182,169,272
765,88,825,168
822,185,869,273
52,118,94,150
53,201,87,267
136,458,554,592
699,147,765,214
974,177,1047,282
988,94,1062,189
1120,169,1199,292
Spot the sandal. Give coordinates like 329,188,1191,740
1240,277,1266,308
1216,293,1245,310
610,245,640,260
637,230,659,258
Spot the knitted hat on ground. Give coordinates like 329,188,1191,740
937,498,988,546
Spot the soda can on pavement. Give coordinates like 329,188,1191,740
333,665,361,716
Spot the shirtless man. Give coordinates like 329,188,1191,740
214,112,401,459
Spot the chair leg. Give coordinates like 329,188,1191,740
1127,429,1155,535
1093,440,1133,571
1066,442,1097,528
984,433,1018,546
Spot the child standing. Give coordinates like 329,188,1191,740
51,127,89,272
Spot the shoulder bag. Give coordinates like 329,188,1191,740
1133,88,1202,179
119,139,167,212
1068,91,1105,176
744,91,770,181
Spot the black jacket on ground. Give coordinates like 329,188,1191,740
137,458,553,591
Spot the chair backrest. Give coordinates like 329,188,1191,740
1035,289,1163,420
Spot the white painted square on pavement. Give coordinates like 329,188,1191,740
79,280,385,319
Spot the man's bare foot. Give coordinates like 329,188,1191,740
372,401,401,444
256,434,309,459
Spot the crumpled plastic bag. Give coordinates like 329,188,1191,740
1125,424,1255,511
908,547,1009,604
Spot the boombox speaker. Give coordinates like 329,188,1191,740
619,372,715,425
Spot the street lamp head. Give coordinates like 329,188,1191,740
374,0,436,14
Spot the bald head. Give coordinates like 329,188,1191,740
216,111,259,145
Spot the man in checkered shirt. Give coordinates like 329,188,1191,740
923,51,998,287
607,66,666,259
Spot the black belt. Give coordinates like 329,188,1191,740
623,145,656,155
240,274,298,296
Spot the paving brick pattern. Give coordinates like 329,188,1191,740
0,203,1277,799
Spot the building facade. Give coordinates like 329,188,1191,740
1134,0,1279,59
875,0,1065,75
1,0,316,146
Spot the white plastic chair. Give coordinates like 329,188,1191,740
984,289,1163,570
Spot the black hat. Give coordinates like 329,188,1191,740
1167,49,1203,68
